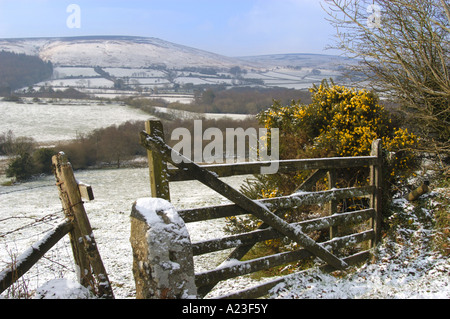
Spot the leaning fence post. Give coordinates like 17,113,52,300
130,198,197,299
52,152,114,299
370,139,383,247
145,120,171,201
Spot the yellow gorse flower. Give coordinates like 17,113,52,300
258,80,417,178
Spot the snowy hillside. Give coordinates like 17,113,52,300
0,36,353,70
238,53,355,69
0,36,357,101
0,36,255,69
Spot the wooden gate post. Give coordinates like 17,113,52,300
145,120,171,201
52,153,114,299
370,139,383,247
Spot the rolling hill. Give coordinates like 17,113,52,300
0,35,356,100
0,35,352,70
0,35,256,69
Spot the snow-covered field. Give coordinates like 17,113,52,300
0,99,448,299
53,67,99,78
152,106,251,121
103,68,166,78
36,78,115,89
0,167,252,299
1,167,448,299
0,100,155,144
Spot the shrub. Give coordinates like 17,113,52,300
33,147,57,174
2,131,58,181
227,80,418,252
56,134,99,170
0,131,36,156
6,152,35,181
258,80,418,184
5,147,57,181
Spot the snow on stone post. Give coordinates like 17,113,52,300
130,198,197,299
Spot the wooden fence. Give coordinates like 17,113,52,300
0,153,114,299
138,120,383,299
0,120,384,300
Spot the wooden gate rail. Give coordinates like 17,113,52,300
167,157,378,181
140,128,349,270
139,120,383,299
0,153,114,299
191,209,374,256
178,186,374,223
0,221,73,294
195,230,375,289
216,250,372,299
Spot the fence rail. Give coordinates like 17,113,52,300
168,156,379,182
0,221,73,294
132,120,383,299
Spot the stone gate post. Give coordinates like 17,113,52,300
130,198,197,299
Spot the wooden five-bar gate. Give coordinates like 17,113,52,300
1,119,383,299
139,120,383,299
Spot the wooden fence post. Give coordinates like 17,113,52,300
145,120,171,201
52,152,114,299
370,139,383,247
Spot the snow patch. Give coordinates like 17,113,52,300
135,197,192,247
34,279,95,299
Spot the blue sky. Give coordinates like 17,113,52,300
0,0,338,56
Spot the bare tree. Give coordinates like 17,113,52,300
323,0,450,163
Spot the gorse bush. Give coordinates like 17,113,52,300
227,81,419,255
324,0,450,159
258,80,418,182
